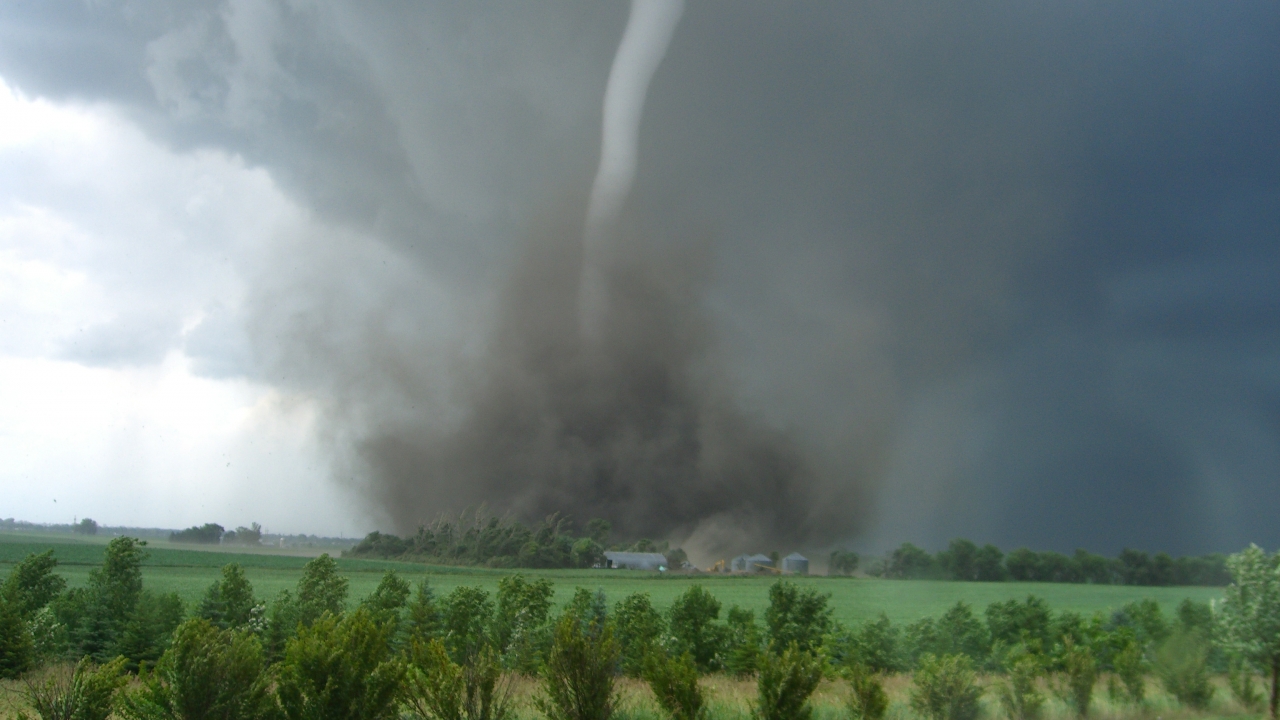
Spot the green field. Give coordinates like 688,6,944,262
0,531,1224,627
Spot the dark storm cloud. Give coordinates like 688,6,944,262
5,1,1278,555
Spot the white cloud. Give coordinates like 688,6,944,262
0,76,369,535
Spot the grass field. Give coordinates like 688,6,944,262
0,531,1225,627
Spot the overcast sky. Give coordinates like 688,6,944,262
1,2,1278,554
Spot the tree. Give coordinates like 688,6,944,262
405,638,512,720
571,538,605,569
1217,544,1280,720
755,643,823,720
197,564,258,631
295,554,349,626
3,550,67,617
613,592,665,677
884,543,937,579
910,654,983,720
643,650,703,720
233,523,263,545
494,574,553,672
407,579,443,644
939,540,979,581
829,550,860,576
21,656,127,720
274,608,406,720
974,545,1006,582
442,586,495,663
584,519,612,546
536,613,619,720
764,581,832,654
75,518,100,535
118,618,274,720
169,524,225,544
668,585,727,672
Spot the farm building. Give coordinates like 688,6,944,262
731,553,774,573
603,551,668,570
782,552,809,575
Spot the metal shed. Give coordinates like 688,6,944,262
603,551,668,570
731,553,775,573
781,552,809,575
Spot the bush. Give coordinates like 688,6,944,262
643,650,704,720
668,586,727,673
118,618,273,720
849,614,905,674
19,656,128,720
1052,638,1096,718
725,606,764,678
613,593,666,677
408,579,444,643
274,608,407,720
1110,640,1145,705
294,554,348,627
197,564,259,631
115,591,185,671
844,663,889,720
1228,656,1263,711
995,650,1044,720
494,574,553,672
405,638,512,720
764,581,833,654
754,643,823,720
443,586,496,663
536,613,619,720
0,599,35,679
1153,630,1215,710
910,653,983,720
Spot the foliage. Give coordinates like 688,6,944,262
643,650,704,720
118,618,273,720
1051,637,1096,718
1228,655,1264,711
197,564,258,631
1217,544,1280,719
829,550,860,576
1110,639,1146,705
986,596,1051,651
169,524,225,545
0,598,35,678
753,643,823,720
4,550,67,618
19,656,128,720
995,648,1044,720
443,585,495,663
407,578,444,643
880,544,939,580
910,653,983,720
494,574,553,672
114,591,185,671
764,581,832,654
847,614,905,674
613,592,666,677
74,518,100,535
572,539,606,569
724,606,764,678
536,612,619,720
295,554,348,626
907,602,988,666
668,585,727,673
274,608,407,720
844,663,889,720
361,570,412,646
1153,629,1215,709
347,511,601,569
55,537,152,663
405,638,513,720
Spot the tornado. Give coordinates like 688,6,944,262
579,0,686,339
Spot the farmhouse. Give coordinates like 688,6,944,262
603,551,668,570
782,552,809,575
731,553,774,573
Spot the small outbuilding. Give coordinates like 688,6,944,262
781,552,809,575
603,551,668,570
731,553,775,573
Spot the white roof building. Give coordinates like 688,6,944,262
603,551,668,570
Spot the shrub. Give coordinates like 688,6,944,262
613,593,666,677
1052,638,1096,718
118,618,273,720
443,586,496,663
19,656,127,720
643,650,704,720
1153,630,1215,710
0,600,35,678
910,653,983,720
850,614,905,674
844,663,889,720
765,581,833,654
274,608,407,720
994,650,1044,720
668,585,727,673
1110,640,1145,705
197,564,258,631
115,591,185,671
725,606,764,678
294,554,348,626
754,643,823,720
405,638,512,720
536,613,619,720
1228,656,1264,711
494,574,553,672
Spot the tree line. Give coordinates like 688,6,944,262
4,539,1280,720
345,513,688,571
855,539,1231,586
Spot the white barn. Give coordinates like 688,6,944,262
603,551,668,570
781,552,809,575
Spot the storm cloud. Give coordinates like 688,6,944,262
3,1,1278,555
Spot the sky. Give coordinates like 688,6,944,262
0,1,1278,556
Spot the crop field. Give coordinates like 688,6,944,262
0,531,1224,626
